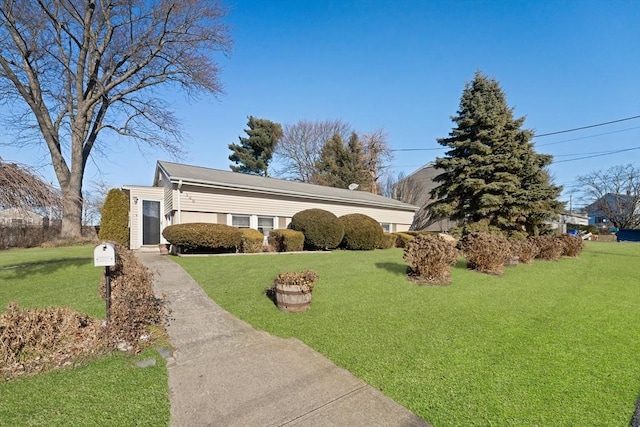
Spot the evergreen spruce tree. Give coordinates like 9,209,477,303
313,132,370,190
429,72,563,236
229,116,283,176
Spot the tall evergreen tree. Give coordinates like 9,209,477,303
428,72,563,236
229,116,283,176
312,132,369,190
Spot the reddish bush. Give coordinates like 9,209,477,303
457,232,511,275
510,239,539,264
100,244,166,350
403,234,458,285
0,303,105,380
272,270,319,294
530,236,564,261
559,234,584,257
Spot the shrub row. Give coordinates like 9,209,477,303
289,209,344,250
268,229,304,252
100,244,166,349
162,223,241,253
339,213,383,250
404,234,458,285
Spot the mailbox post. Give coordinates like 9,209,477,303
94,242,116,323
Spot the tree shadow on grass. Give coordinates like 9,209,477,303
0,258,92,279
374,262,407,276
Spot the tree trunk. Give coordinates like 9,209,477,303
59,179,84,239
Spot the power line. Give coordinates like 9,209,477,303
391,147,444,152
390,115,640,152
536,127,639,147
534,115,640,137
551,147,640,164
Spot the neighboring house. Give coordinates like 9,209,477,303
0,208,47,227
585,193,640,230
124,161,418,250
393,163,456,232
548,211,589,232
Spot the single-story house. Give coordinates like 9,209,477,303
548,211,589,232
393,163,456,232
0,208,47,227
124,161,418,250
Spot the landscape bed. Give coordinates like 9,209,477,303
174,242,640,427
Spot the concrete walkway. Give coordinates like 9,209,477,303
136,252,430,427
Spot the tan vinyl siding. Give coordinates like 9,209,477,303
181,212,218,223
164,185,173,215
176,185,414,229
124,186,164,249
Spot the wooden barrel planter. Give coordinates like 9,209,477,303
275,283,312,313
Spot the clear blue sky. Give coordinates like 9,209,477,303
2,0,639,207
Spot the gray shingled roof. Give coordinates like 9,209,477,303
156,161,418,211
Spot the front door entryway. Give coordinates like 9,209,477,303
142,200,161,245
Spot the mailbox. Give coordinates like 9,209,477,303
94,242,116,267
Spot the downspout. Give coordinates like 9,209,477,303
177,179,183,224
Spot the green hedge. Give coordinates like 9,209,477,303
268,229,304,252
98,188,130,248
378,233,396,249
339,213,383,250
392,232,414,248
289,209,344,250
240,228,265,253
162,223,241,252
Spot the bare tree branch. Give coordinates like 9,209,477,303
0,0,231,238
578,164,640,229
0,156,61,211
274,119,352,182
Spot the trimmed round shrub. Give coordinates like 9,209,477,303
378,233,396,249
559,234,584,257
162,223,241,252
403,234,459,285
509,239,539,264
529,235,564,261
457,232,511,275
268,229,304,252
393,232,414,248
98,188,130,247
289,209,344,250
339,213,383,250
240,228,264,253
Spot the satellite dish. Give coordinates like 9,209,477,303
348,183,359,191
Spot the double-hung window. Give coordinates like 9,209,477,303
232,215,250,228
258,216,274,236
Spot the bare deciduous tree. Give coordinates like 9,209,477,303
0,157,60,211
0,0,231,238
577,164,640,229
361,128,392,195
274,119,352,182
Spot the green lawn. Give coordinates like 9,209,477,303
0,246,170,426
174,242,640,427
0,245,104,318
